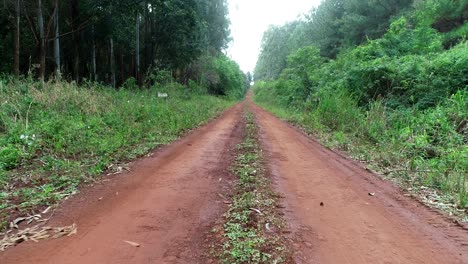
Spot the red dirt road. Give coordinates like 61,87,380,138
2,99,468,264
250,101,468,264
1,104,244,264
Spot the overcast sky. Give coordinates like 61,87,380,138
226,0,322,73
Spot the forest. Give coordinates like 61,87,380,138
0,0,250,89
254,0,468,215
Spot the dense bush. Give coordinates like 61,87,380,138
194,55,247,99
268,37,467,109
255,80,468,209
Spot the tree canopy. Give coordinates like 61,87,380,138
254,0,416,80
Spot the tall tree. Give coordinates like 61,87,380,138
53,0,60,76
110,37,115,87
135,10,140,84
340,0,413,46
254,23,298,80
309,0,345,58
37,0,45,81
14,0,20,76
91,23,97,81
0,0,234,86
71,0,80,81
205,0,230,53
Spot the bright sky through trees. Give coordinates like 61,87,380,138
227,0,322,73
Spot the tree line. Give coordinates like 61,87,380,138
0,0,233,87
254,0,467,108
255,0,426,80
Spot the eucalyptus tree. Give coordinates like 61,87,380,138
14,0,20,76
340,0,413,46
308,0,345,58
0,0,21,75
0,0,234,87
255,0,416,81
53,0,60,76
254,23,298,80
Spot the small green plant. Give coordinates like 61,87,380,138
0,145,21,170
219,109,289,263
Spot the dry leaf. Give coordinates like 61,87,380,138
249,208,262,215
123,240,140,247
42,206,52,214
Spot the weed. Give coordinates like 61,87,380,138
219,109,289,263
0,78,234,227
254,87,468,220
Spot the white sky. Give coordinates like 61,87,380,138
226,0,322,73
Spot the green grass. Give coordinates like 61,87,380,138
219,109,288,264
254,87,468,221
0,78,234,228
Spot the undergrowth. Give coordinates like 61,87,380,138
0,78,234,229
220,109,289,263
254,88,468,221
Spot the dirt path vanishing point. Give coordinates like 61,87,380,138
1,104,244,264
2,98,468,264
250,100,468,264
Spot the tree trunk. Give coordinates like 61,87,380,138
148,16,156,70
110,38,115,88
120,52,124,85
53,0,60,77
14,0,20,77
71,0,80,82
135,12,140,85
143,2,147,71
37,0,45,82
91,24,97,81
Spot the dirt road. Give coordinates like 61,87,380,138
250,102,468,264
2,99,468,264
1,104,244,264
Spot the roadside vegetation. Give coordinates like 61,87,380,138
217,109,289,263
0,74,248,230
253,0,467,220
0,0,250,230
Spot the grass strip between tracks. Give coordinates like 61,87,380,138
218,108,290,264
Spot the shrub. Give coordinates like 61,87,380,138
0,145,21,170
193,55,247,99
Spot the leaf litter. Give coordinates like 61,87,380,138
0,223,77,251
